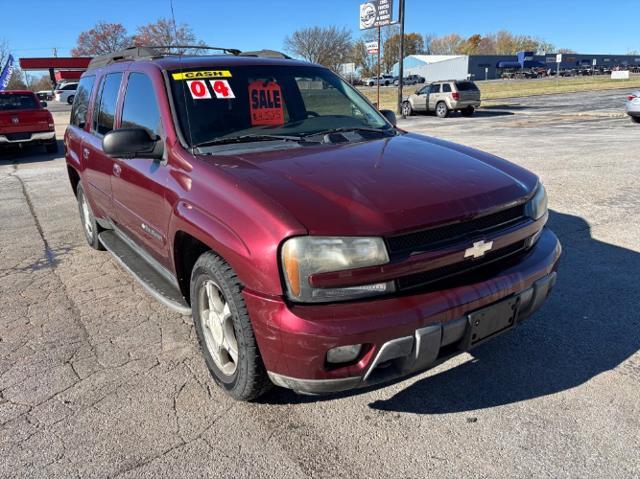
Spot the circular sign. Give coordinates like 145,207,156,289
360,3,377,29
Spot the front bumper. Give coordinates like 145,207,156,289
244,228,561,395
0,131,55,144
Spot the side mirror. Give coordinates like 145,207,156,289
380,109,397,127
40,101,48,108
103,128,163,160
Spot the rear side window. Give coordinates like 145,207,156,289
456,81,479,91
0,93,38,111
121,73,162,137
93,73,122,136
70,76,95,129
442,83,452,93
430,84,441,93
62,84,77,91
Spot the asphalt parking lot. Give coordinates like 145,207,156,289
1,89,639,478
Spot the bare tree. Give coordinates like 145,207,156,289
284,26,353,72
71,22,131,56
428,34,464,55
0,38,10,70
133,18,205,53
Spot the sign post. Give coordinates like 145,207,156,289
556,53,562,86
377,26,381,108
396,0,406,116
359,0,393,109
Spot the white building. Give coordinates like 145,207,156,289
392,55,470,82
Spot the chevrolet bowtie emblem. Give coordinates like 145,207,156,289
464,240,494,259
11,117,19,124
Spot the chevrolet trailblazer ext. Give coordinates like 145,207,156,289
65,47,560,401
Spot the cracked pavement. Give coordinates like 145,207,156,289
1,90,639,478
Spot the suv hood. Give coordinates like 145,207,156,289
207,133,538,236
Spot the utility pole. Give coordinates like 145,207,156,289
397,0,406,116
377,25,381,108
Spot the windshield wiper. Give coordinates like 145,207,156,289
193,134,306,149
302,127,396,138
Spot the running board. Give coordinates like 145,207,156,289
99,230,191,315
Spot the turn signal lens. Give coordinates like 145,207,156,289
282,241,300,297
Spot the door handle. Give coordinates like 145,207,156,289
82,148,90,160
113,163,121,177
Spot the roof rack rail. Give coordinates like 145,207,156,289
240,50,292,59
87,45,242,68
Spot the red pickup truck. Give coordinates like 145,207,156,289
65,47,560,401
0,90,57,153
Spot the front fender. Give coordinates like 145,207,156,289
169,200,282,295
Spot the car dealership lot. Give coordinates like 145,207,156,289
1,89,639,477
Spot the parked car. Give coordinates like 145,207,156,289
36,90,53,101
364,74,394,86
54,82,78,104
402,80,481,118
626,91,640,123
393,74,425,86
65,47,560,401
0,90,57,153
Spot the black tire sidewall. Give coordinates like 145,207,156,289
191,267,243,389
67,95,75,105
190,253,269,401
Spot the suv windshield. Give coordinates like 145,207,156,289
169,65,391,147
0,93,38,111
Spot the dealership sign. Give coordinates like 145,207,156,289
359,0,393,30
365,41,379,54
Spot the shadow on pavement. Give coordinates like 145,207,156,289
369,210,640,414
262,210,640,410
0,140,64,165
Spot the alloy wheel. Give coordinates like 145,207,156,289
199,280,239,376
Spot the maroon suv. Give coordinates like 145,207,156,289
64,47,560,400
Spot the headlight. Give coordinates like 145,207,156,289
525,184,548,220
281,236,393,303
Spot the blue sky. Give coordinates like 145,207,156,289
3,0,638,61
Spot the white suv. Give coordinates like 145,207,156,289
54,82,78,104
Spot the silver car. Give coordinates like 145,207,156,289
626,91,640,123
402,80,481,118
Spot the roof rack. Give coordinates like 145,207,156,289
239,50,292,59
87,45,242,69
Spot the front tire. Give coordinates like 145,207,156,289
631,115,640,124
76,184,104,250
191,252,271,401
435,101,449,118
67,95,75,105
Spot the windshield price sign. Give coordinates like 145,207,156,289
359,0,393,30
248,80,285,126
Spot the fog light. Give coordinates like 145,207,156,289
326,344,362,364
